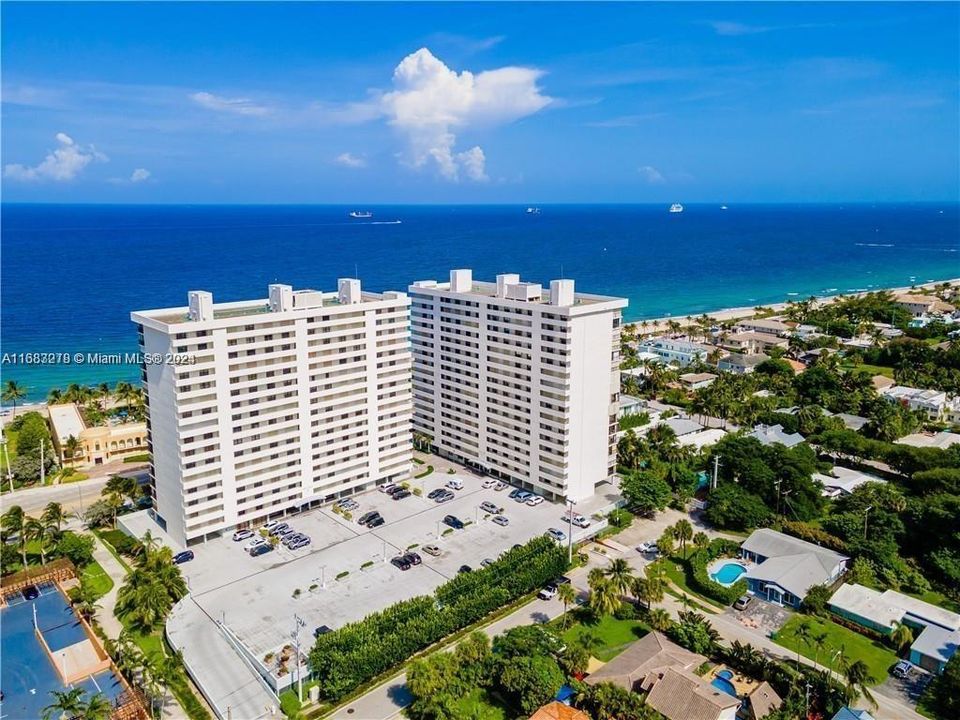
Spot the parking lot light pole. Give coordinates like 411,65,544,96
566,498,575,564
292,614,305,701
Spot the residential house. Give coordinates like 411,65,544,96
724,331,789,355
528,702,590,720
882,385,948,421
746,424,805,448
738,318,790,336
585,633,740,720
871,375,895,392
828,583,960,673
718,353,768,374
740,529,849,608
813,466,886,498
833,413,868,431
678,428,727,450
897,431,960,450
619,395,645,419
831,709,876,720
658,417,705,438
745,682,783,720
894,294,955,318
679,372,718,391
792,324,820,338
639,337,712,367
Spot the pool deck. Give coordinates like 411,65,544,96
711,664,758,697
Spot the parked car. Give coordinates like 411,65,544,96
492,515,509,527
636,542,659,554
268,523,290,537
480,501,503,514
546,528,566,542
245,537,267,551
494,481,507,491
387,485,407,496
282,533,305,547
173,550,195,565
458,565,473,574
893,660,913,678
538,584,558,600
367,516,385,528
427,488,444,499
508,488,522,499
392,489,412,500
289,536,311,551
379,483,398,493
262,520,282,531
391,556,412,571
446,478,464,491
525,495,544,506
733,595,753,611
313,625,333,638
422,544,442,556
275,526,296,538
250,543,274,557
482,479,497,489
443,515,464,530
336,499,358,511
357,511,381,525
563,513,591,528
232,529,254,542
434,490,455,503
481,558,495,567
514,490,533,503
404,552,422,566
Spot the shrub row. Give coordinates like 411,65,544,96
309,535,567,700
780,520,848,553
687,539,748,606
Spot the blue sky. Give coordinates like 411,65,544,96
2,2,958,203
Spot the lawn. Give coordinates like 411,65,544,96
773,615,897,684
841,362,895,379
450,689,509,720
81,559,114,600
650,556,726,611
561,613,649,661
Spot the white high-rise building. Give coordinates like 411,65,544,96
131,280,412,546
409,269,627,503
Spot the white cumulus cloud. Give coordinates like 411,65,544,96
380,48,551,181
190,91,271,116
334,152,367,168
638,165,666,184
4,132,108,182
130,168,151,183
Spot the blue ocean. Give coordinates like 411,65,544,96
2,203,958,401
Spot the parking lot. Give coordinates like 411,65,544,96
165,466,598,715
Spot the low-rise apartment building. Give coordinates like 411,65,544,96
131,280,412,547
409,269,626,503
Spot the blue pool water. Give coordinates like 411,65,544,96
711,562,748,586
711,669,738,697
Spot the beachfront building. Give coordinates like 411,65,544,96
717,352,768,375
828,583,960,673
130,281,412,547
737,318,790,336
47,402,147,466
639,337,712,367
881,385,949,421
723,331,789,355
894,293,955,318
740,528,849,608
409,269,626,503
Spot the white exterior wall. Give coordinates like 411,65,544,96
409,271,626,502
132,284,412,546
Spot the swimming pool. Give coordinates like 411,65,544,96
710,561,747,586
711,669,738,697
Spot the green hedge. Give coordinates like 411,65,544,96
687,539,748,606
309,536,567,700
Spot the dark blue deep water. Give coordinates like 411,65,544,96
2,203,958,400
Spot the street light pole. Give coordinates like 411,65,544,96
863,505,873,540
292,614,305,701
566,498,575,564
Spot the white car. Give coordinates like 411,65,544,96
637,542,659,554
482,479,497,489
494,481,507,491
232,529,254,542
379,483,398,494
571,514,591,528
525,495,544,507
245,536,267,551
547,528,566,542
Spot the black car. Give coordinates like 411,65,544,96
508,488,522,499
250,543,274,557
391,556,412,571
458,565,473,574
443,515,464,530
314,625,333,638
392,489,412,500
387,485,407,496
367,516,385,528
357,511,381,525
173,550,195,564
404,552,422,566
427,488,443,499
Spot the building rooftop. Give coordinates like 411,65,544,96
747,423,805,448
585,631,704,691
742,529,848,599
897,432,960,449
814,466,885,497
748,681,783,720
660,417,704,437
528,702,591,720
644,666,741,720
679,372,718,384
911,624,960,664
47,403,87,442
719,353,769,368
641,337,713,354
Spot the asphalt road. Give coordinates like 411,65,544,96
0,469,147,516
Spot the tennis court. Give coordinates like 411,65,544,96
1,584,125,720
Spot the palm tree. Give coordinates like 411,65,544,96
2,380,27,418
97,382,111,412
42,688,86,720
692,531,709,553
890,621,914,655
793,619,812,670
844,659,877,708
24,516,51,564
42,502,66,534
811,631,829,671
647,608,673,632
674,520,693,557
80,692,113,720
588,577,622,617
1,505,28,567
64,435,82,467
632,575,664,610
604,558,634,596
576,629,604,659
47,388,64,404
557,583,577,628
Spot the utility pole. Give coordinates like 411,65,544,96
711,455,721,490
566,498,575,564
863,505,873,540
774,480,781,517
40,438,45,486
804,681,812,716
292,614,305,701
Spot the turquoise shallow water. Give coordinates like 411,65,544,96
2,203,958,400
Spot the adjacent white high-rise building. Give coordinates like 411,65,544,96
131,280,412,546
409,269,627,503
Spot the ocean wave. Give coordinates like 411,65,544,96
855,243,895,248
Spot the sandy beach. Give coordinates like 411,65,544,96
627,277,960,335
